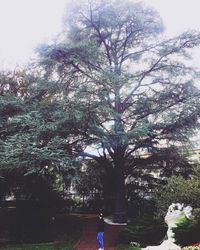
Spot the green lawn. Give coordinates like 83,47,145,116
0,241,76,250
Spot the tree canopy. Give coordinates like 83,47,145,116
35,0,200,222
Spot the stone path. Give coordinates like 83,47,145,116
74,214,124,250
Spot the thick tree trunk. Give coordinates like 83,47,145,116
113,177,127,223
113,154,127,223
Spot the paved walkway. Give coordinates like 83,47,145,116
74,214,124,250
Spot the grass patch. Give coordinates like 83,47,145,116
0,241,75,250
117,244,141,250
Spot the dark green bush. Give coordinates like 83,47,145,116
173,208,200,247
118,215,167,246
7,173,65,243
10,195,64,243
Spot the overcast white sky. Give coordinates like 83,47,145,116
0,0,200,69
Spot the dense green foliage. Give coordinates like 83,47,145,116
155,164,200,217
118,215,166,246
173,208,200,246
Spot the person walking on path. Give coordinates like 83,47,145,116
97,212,105,250
74,213,124,250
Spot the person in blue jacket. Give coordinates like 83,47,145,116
97,212,104,250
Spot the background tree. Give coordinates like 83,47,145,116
155,163,200,218
0,68,91,241
37,0,200,222
0,68,89,204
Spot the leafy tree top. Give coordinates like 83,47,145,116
37,0,200,166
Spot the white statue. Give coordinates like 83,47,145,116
142,203,192,250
